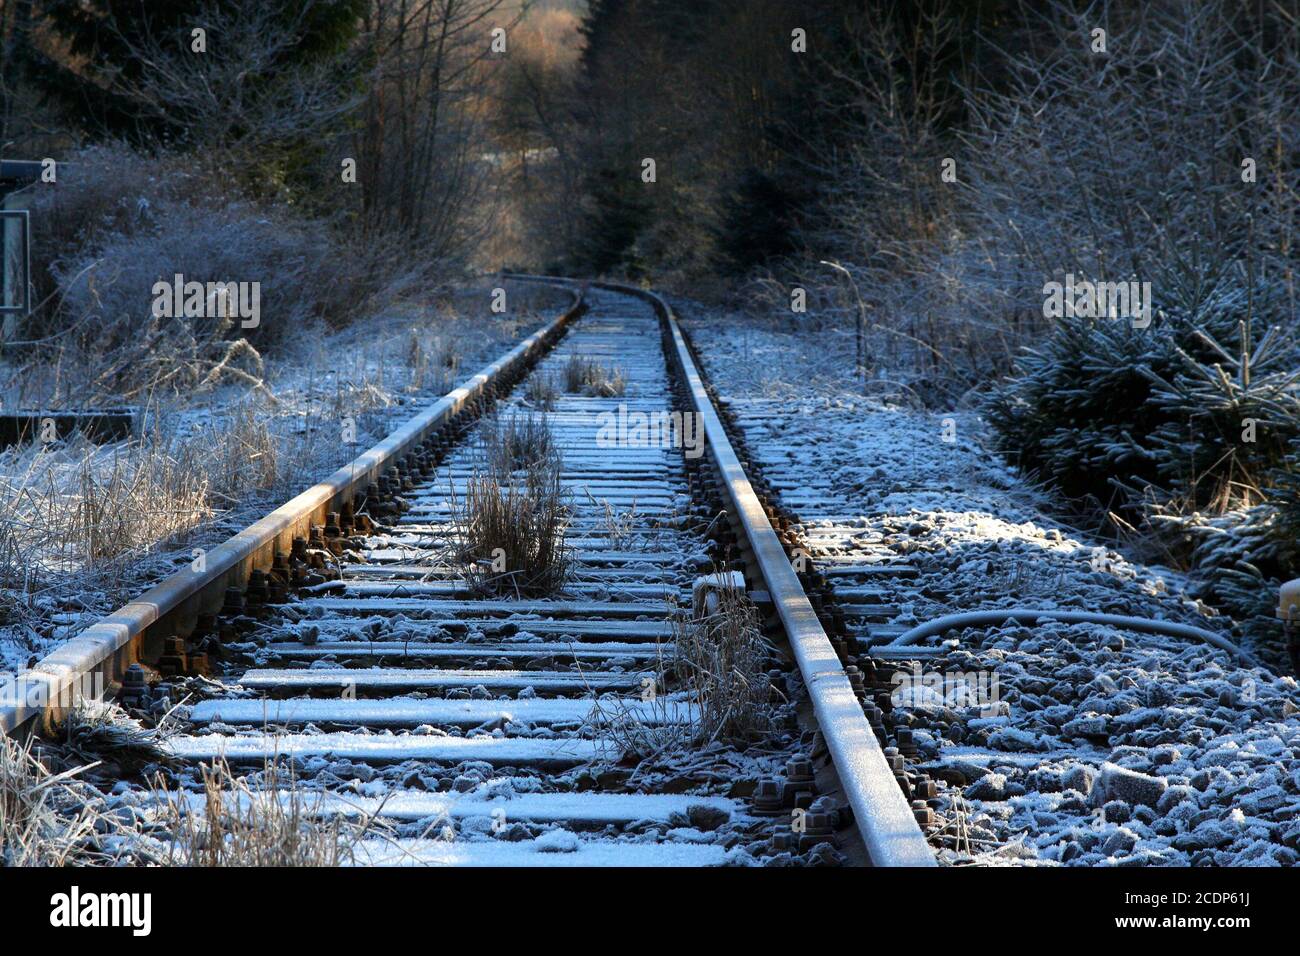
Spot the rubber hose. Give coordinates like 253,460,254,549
888,609,1256,665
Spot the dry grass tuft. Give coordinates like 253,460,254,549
0,402,334,591
591,573,777,761
669,573,777,744
191,402,281,502
524,369,560,409
153,759,373,867
0,518,39,628
477,410,557,475
0,734,108,866
62,701,177,777
562,354,627,397
585,489,638,550
455,461,572,597
74,445,211,564
405,329,461,394
454,412,570,596
586,671,695,763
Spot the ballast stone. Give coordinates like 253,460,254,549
1092,762,1167,808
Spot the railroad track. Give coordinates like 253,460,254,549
1,279,934,867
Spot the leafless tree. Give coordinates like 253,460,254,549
352,0,526,259
795,0,969,376
801,0,1300,379
960,0,1300,327
107,1,359,158
483,7,583,265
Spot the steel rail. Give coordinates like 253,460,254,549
5,272,937,867
0,285,585,735
507,274,936,867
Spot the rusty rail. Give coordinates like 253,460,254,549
0,285,584,735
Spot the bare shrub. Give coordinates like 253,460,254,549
55,203,332,348
793,0,1300,394
793,1,972,384
20,144,216,316
11,145,436,406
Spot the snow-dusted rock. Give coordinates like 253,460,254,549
966,773,1008,801
1102,827,1139,855
1093,763,1167,808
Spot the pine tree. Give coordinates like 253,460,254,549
989,283,1300,521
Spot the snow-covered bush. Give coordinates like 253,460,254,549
24,145,218,312
16,145,428,403
57,204,329,341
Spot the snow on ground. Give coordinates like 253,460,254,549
682,304,1300,867
0,288,552,676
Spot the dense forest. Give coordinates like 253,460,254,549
2,0,1299,642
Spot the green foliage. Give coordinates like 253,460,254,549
568,0,1022,279
578,165,653,276
570,0,853,277
1271,466,1300,565
988,287,1300,521
987,317,1163,508
714,169,802,276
